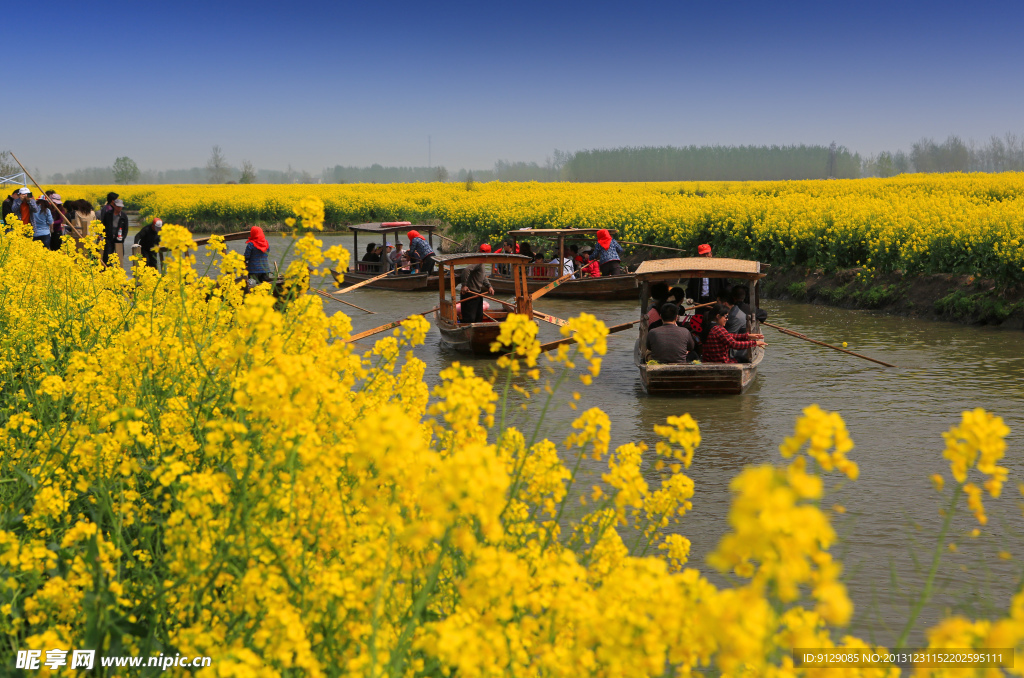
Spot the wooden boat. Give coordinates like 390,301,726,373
488,228,638,300
330,222,440,291
633,257,768,396
433,252,534,356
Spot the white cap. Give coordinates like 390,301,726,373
113,199,124,207
18,187,30,194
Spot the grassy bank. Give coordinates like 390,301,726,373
762,267,1024,328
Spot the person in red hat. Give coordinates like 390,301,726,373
479,243,491,253
407,229,436,275
592,228,625,276
686,243,726,305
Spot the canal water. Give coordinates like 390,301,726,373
128,232,1024,647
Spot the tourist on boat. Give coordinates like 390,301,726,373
647,282,671,329
593,229,625,276
721,288,750,361
549,245,575,279
479,243,492,253
646,304,696,364
518,242,534,260
244,226,274,285
134,217,163,269
685,244,726,304
389,242,405,270
703,303,766,363
100,199,128,266
579,254,600,278
362,242,381,262
459,245,494,323
407,230,436,275
729,284,752,315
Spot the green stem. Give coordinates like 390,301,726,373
895,484,962,649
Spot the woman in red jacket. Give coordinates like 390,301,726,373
702,304,767,363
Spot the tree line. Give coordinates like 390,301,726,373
33,133,1024,185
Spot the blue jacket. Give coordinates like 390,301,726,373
244,242,271,274
30,204,53,237
593,238,624,264
11,197,39,225
408,237,434,261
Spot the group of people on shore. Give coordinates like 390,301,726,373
1,188,168,269
645,244,768,365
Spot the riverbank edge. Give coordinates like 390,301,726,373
760,266,1024,329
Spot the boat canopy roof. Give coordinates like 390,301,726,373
634,257,767,281
505,228,618,238
349,222,436,233
434,252,531,266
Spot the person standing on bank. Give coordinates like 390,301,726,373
459,244,494,323
30,196,53,248
12,187,38,228
48,194,66,251
407,229,436,275
593,229,625,276
101,198,128,266
134,217,163,269
2,188,19,225
244,226,273,285
100,191,118,219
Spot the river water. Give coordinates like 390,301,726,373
130,232,1024,647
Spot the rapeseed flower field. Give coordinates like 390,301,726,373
1,202,1022,676
52,172,1024,282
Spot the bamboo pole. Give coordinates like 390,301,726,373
619,240,687,254
762,321,896,368
530,271,573,301
9,152,83,239
346,306,440,343
535,319,638,353
334,268,393,294
309,287,375,314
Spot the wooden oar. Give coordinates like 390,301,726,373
535,319,639,353
334,268,393,293
193,231,250,247
310,287,375,314
532,309,569,327
9,152,84,239
620,240,687,254
762,321,896,368
530,272,574,301
346,306,440,343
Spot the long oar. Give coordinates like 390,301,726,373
530,271,573,301
536,319,639,353
310,287,375,314
9,152,84,239
762,321,896,368
193,231,250,247
620,240,687,254
334,268,393,293
346,306,440,343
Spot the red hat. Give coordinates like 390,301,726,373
407,230,421,241
479,243,492,253
697,243,712,255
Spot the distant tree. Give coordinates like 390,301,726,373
112,156,140,184
435,166,449,182
465,171,475,191
206,145,230,183
0,150,17,177
239,160,257,184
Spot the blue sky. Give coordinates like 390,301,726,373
12,0,1024,174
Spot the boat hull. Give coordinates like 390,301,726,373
435,312,505,356
634,340,763,395
331,268,437,291
490,273,636,300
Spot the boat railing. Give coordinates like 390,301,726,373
491,262,562,281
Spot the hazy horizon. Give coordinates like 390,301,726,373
8,0,1024,177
